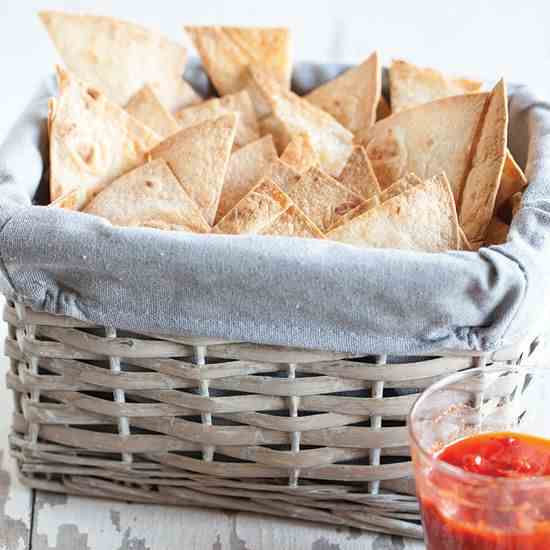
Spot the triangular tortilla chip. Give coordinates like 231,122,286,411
175,90,259,147
264,159,302,193
49,67,161,200
305,52,381,133
511,192,523,218
150,113,237,225
389,59,483,113
327,172,460,251
485,217,509,246
284,166,363,233
330,173,421,231
215,135,278,223
83,159,210,233
184,26,292,96
280,133,319,173
460,80,508,242
259,205,325,239
213,178,293,235
247,66,353,176
338,146,381,199
125,85,180,138
377,96,391,121
356,92,489,204
459,227,474,251
496,151,527,210
259,114,290,153
40,11,189,110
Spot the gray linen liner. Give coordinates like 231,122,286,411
0,61,549,356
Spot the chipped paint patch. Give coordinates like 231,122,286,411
110,510,121,533
311,537,341,550
33,495,240,550
373,535,405,550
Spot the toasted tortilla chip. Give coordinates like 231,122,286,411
138,220,200,232
377,96,391,121
458,227,474,251
215,135,278,223
40,11,189,110
389,59,483,113
485,217,509,246
280,133,319,173
306,52,381,133
460,80,508,242
175,90,259,147
259,114,290,153
213,178,293,235
150,113,237,225
264,159,302,193
338,146,381,199
356,92,489,204
49,67,161,200
50,181,108,211
125,85,180,138
185,26,292,96
83,159,210,233
260,205,325,239
247,66,353,177
511,192,523,218
327,172,459,252
496,151,527,210
380,173,423,200
330,172,421,231
284,166,363,233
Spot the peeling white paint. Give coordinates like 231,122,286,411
34,496,238,550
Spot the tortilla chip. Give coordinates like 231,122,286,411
511,192,523,218
125,85,180,138
264,159,302,193
460,80,508,242
150,113,237,225
259,114,290,153
184,26,292,96
259,205,325,239
50,181,108,211
458,227,474,251
280,133,319,173
305,52,381,133
377,96,391,121
380,173,423,200
330,172,421,231
213,178,293,235
284,166,363,233
39,11,189,110
83,159,210,233
138,220,198,232
247,66,353,177
338,146,381,199
389,59,483,113
356,92,489,204
175,90,259,147
49,67,161,200
215,135,278,223
327,172,459,251
496,151,527,210
485,217,509,246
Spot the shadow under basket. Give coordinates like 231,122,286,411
3,300,532,539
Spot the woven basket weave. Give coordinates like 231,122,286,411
3,299,531,539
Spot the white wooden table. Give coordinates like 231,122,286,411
0,296,425,549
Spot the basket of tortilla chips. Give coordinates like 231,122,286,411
1,11,549,539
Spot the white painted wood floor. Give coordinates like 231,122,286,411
0,297,425,550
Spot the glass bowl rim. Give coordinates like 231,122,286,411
408,364,550,487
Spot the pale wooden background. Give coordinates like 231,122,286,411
2,1,549,548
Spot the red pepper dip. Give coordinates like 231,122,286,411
419,432,550,550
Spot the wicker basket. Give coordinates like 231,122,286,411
3,299,531,539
